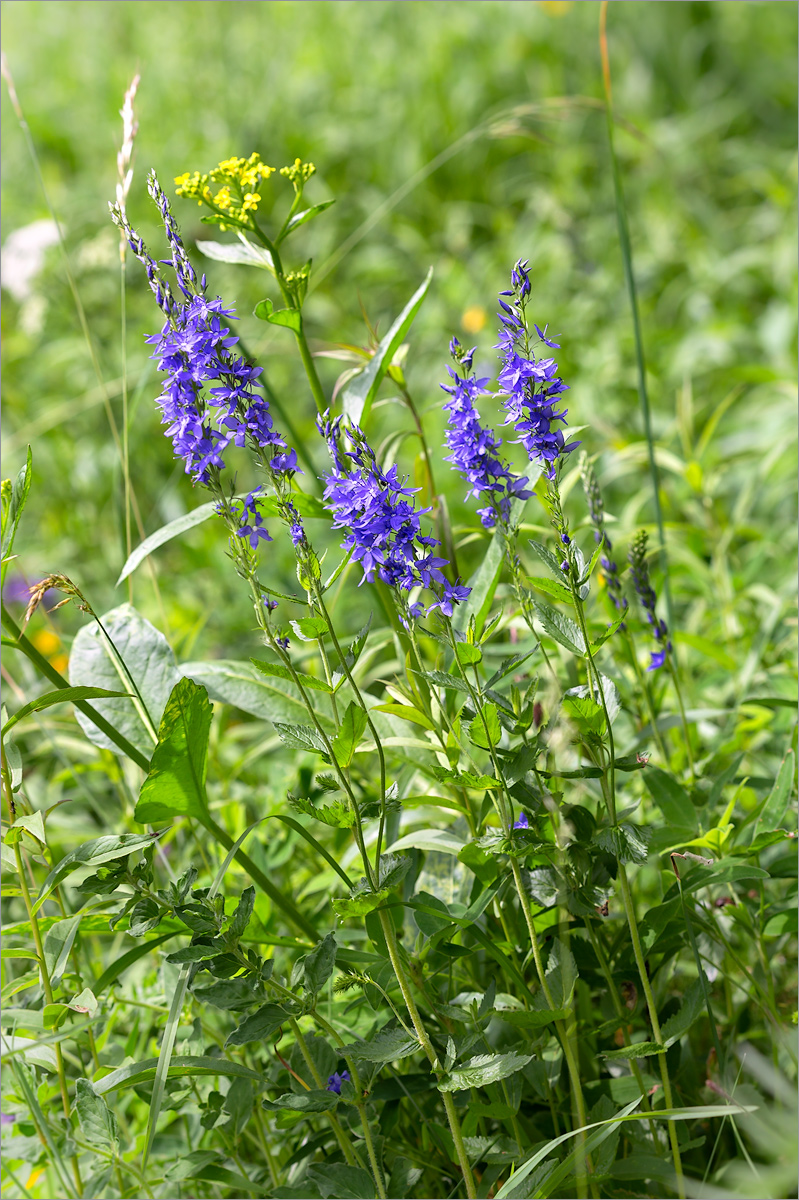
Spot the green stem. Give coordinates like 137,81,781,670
377,910,477,1199
617,864,685,1198
288,1017,364,1170
667,659,696,782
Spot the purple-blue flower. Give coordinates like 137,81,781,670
628,530,671,671
327,1070,350,1094
580,454,628,630
318,415,469,618
233,490,273,549
441,356,531,530
496,260,578,480
426,579,471,618
513,811,529,830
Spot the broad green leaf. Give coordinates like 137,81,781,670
116,500,220,585
469,703,501,749
69,604,180,758
564,674,620,724
134,678,212,824
455,643,483,666
421,670,470,694
331,702,368,767
534,940,577,1011
562,694,605,735
302,931,337,995
341,1025,420,1063
291,616,329,641
306,1163,377,1199
74,1079,120,1150
388,1157,424,1200
595,823,651,865
341,269,432,427
532,600,585,656
644,767,697,831
528,575,572,604
1,686,127,737
262,1089,339,1114
251,658,333,693
495,1007,570,1030
390,828,467,856
438,1051,533,1093
43,915,82,985
411,891,453,936
289,793,356,829
226,1004,289,1047
679,860,768,893
34,832,160,914
762,908,798,938
180,659,334,730
378,852,412,889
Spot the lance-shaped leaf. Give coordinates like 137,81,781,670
341,269,432,427
75,1079,120,1151
134,678,213,824
532,600,585,656
438,1051,533,1093
34,832,160,914
341,1025,420,1064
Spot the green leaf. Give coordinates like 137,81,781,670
762,908,798,938
1,686,128,737
331,702,368,768
595,823,651,865
438,1051,533,1093
387,1157,424,1200
341,1025,420,1063
532,600,585,656
195,235,274,271
93,1055,266,1096
564,675,620,724
253,296,302,332
289,793,356,829
373,702,435,730
226,1004,288,1047
306,1163,377,1199
495,1007,570,1030
411,891,453,936
1,446,32,572
291,616,329,641
263,1089,339,1114
455,643,483,666
180,659,334,730
378,852,412,890
591,611,628,650
116,500,220,586
193,979,259,1011
390,828,467,856
331,890,389,918
34,832,160,914
468,703,501,750
420,670,470,694
534,940,577,1011
679,860,769,894
134,678,212,824
69,604,180,758
755,749,795,835
528,575,573,604
528,538,566,582
644,767,697,831
661,976,706,1047
275,722,331,755
562,695,605,736
302,932,337,996
74,1079,120,1151
281,198,336,238
251,658,332,693
602,1042,665,1061
341,269,432,427
452,493,537,637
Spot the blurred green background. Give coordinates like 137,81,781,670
2,0,796,699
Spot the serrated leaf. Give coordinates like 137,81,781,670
468,703,501,750
289,793,355,828
420,670,470,694
438,1051,532,1093
595,823,651,865
290,616,329,641
528,575,573,604
532,600,585,656
378,852,412,890
251,659,332,693
74,1079,120,1150
592,610,627,649
306,1163,376,1199
303,932,337,996
341,1025,420,1063
273,723,329,754
455,643,482,666
562,694,605,735
331,702,368,768
528,538,566,581
134,678,212,824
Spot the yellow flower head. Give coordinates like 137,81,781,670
280,158,316,190
175,153,275,227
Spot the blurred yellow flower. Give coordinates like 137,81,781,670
538,1,573,15
461,306,487,334
32,628,60,657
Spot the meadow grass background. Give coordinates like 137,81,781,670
1,4,797,1196
2,0,796,680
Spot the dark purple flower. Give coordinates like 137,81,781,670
327,1070,351,1094
233,490,273,549
513,812,529,830
426,579,471,619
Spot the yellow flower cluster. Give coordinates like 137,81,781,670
280,158,316,189
174,152,275,229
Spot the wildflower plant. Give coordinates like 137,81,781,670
1,100,795,1200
